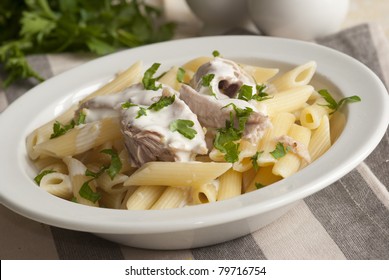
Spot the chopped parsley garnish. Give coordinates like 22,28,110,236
255,182,265,189
148,95,175,111
50,120,75,139
121,101,137,109
100,149,122,180
250,151,263,171
318,89,361,114
136,107,148,118
201,73,216,97
85,167,106,179
214,104,254,163
34,169,56,185
270,142,292,159
176,67,186,83
142,63,163,91
212,50,220,57
237,84,272,102
79,180,101,203
50,112,86,139
75,111,86,126
169,119,197,140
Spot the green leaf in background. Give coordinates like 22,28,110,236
0,0,176,88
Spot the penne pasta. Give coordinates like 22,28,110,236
271,61,317,91
125,185,166,210
246,165,282,193
39,172,73,199
240,64,279,83
151,187,189,210
124,162,232,187
191,182,218,204
34,117,122,158
217,168,242,201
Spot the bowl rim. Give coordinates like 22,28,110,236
0,35,388,234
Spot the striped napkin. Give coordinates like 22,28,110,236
0,23,388,260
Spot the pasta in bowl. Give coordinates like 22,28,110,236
1,36,388,249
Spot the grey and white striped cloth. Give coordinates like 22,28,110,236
0,23,388,260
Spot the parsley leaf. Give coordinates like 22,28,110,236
79,180,101,203
318,89,361,114
270,142,292,159
143,63,163,90
75,111,86,126
250,151,263,171
136,107,148,119
212,50,220,57
34,169,55,185
214,104,254,163
169,119,197,140
255,182,265,189
237,84,271,102
100,149,122,180
176,67,185,83
148,95,175,111
0,0,175,88
121,102,137,109
202,73,216,97
50,120,75,139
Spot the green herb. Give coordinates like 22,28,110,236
201,73,216,97
212,50,220,57
270,142,292,159
100,149,122,180
79,180,101,203
237,84,271,102
214,104,254,163
143,63,163,90
250,151,263,171
176,67,185,83
148,95,175,111
121,102,137,109
237,84,254,101
136,107,148,119
75,111,86,125
71,197,78,203
50,120,75,139
34,169,55,185
169,119,197,140
318,89,361,114
0,0,175,88
255,182,265,189
254,84,272,101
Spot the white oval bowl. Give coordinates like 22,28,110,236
0,36,388,250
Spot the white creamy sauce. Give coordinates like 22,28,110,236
82,83,207,162
196,57,256,98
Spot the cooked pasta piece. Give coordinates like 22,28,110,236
99,190,127,209
157,66,182,91
96,173,128,194
272,124,311,178
271,61,317,91
246,165,282,193
260,85,313,116
63,157,99,207
217,168,242,201
34,117,122,158
240,64,279,83
125,185,166,210
307,115,331,162
39,172,72,199
80,60,142,103
257,112,296,166
124,162,232,187
299,104,329,130
151,187,189,210
191,182,218,204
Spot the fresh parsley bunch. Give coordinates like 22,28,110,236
0,0,175,87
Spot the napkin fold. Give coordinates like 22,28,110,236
0,23,388,260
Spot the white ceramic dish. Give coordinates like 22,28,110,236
0,36,388,250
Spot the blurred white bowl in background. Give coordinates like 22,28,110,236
248,0,350,40
185,0,250,35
